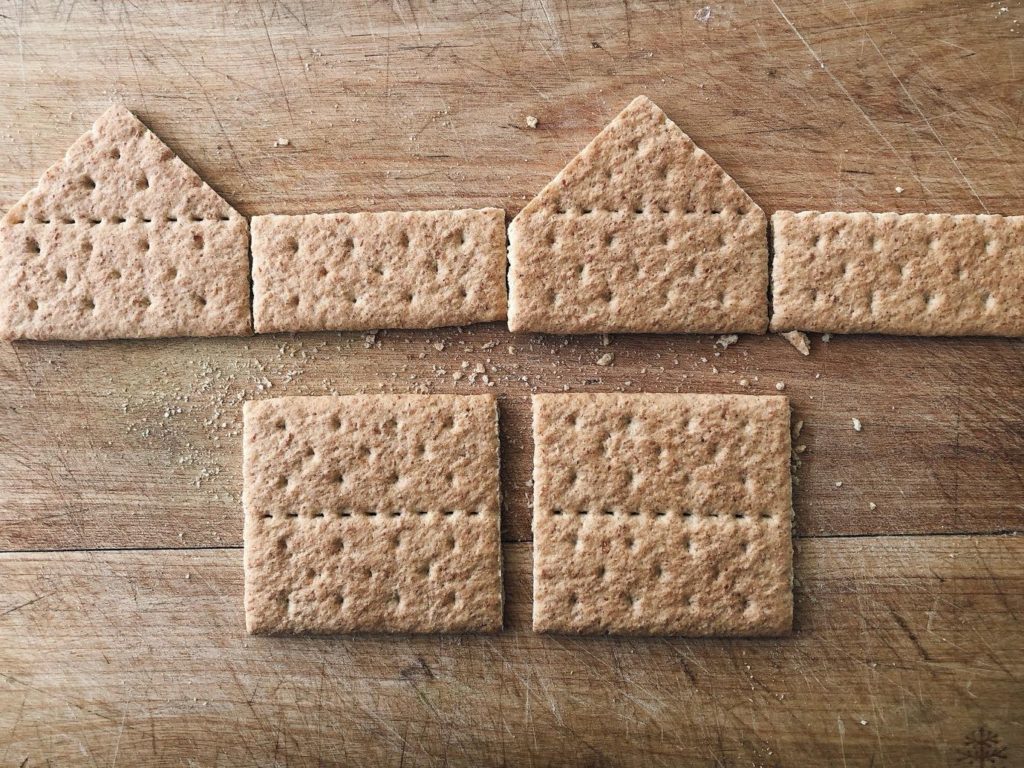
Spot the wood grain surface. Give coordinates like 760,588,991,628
1,1,1022,766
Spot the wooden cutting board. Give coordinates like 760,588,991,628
1,1,1021,765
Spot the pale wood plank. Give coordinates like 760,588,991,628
0,2,1021,218
0,538,1021,766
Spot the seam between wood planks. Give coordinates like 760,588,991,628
0,529,1020,556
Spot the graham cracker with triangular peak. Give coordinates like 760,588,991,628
508,96,768,334
0,106,250,340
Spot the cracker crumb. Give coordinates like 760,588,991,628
868,502,877,510
526,115,539,129
432,342,445,352
738,378,749,387
775,382,785,391
596,353,615,366
793,420,803,438
852,417,862,432
895,186,903,194
795,444,806,454
822,333,832,343
274,137,290,147
781,331,810,356
835,481,843,487
601,333,611,347
715,334,738,350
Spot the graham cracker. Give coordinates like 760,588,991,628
770,210,1024,336
508,96,768,335
251,208,507,333
0,105,250,340
532,393,793,636
243,394,503,634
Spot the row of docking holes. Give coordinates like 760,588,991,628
549,509,775,521
544,227,730,252
283,586,461,612
549,202,749,217
282,228,468,257
804,285,998,313
562,588,757,615
272,413,459,437
260,508,489,520
806,229,1004,254
11,213,231,226
24,231,205,259
282,282,471,310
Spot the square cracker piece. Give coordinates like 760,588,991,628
243,394,503,635
0,105,250,340
770,210,1024,336
508,96,768,334
532,393,793,636
251,208,507,333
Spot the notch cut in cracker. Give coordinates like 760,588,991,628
770,211,1024,336
0,105,250,340
532,393,793,636
251,209,507,333
243,394,502,635
508,96,768,335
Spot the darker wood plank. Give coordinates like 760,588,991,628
0,330,1020,550
0,537,1021,766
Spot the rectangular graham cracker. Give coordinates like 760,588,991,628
532,393,793,636
0,106,250,340
508,96,768,334
243,394,503,635
251,209,507,333
770,211,1024,336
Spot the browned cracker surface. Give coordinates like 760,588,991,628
532,393,793,636
251,208,507,333
770,210,1024,336
0,105,250,340
243,394,503,635
507,96,768,334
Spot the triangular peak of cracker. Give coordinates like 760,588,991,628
0,106,250,340
508,96,768,334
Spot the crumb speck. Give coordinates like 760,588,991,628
852,417,862,432
781,331,810,356
835,481,843,487
596,352,614,367
869,502,877,510
526,115,539,129
274,137,290,147
715,334,738,350
775,382,785,391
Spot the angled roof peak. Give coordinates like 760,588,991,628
508,96,768,334
0,106,250,340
